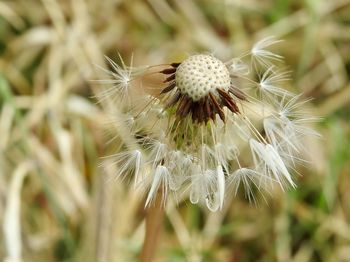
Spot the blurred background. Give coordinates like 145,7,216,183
1,0,350,261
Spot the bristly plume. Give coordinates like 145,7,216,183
251,36,283,68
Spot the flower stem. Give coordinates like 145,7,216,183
139,193,165,262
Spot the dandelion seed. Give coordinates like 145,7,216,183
257,67,294,99
98,38,318,211
249,139,295,189
106,149,143,185
251,36,283,68
164,150,192,191
227,168,272,202
190,166,222,212
264,94,320,166
145,165,175,207
95,55,133,102
229,58,250,75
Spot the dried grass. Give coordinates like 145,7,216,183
1,0,350,261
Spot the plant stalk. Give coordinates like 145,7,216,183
139,193,165,262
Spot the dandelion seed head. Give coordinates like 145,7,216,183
98,37,319,211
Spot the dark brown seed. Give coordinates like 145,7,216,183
191,102,200,122
217,88,240,113
181,96,192,117
198,98,205,123
202,98,208,122
209,92,225,122
204,97,214,121
176,96,187,116
160,68,177,74
229,86,247,101
171,62,181,68
161,82,176,94
164,74,176,83
165,91,182,109
217,88,231,100
176,96,192,117
223,98,240,113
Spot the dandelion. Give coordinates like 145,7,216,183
98,37,317,211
